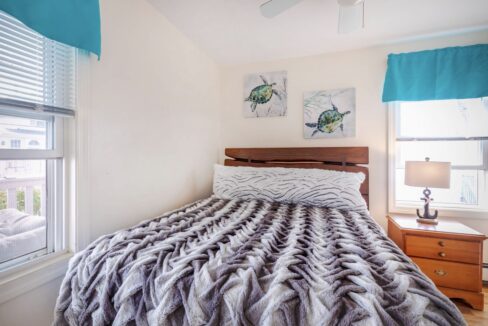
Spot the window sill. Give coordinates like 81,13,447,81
0,251,72,305
390,205,488,220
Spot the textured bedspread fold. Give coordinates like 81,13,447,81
54,197,465,326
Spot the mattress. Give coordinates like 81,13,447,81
54,197,465,325
0,209,46,263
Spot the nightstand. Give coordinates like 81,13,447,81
387,214,487,310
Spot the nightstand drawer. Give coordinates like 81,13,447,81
405,235,480,264
412,257,481,292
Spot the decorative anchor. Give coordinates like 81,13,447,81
417,188,438,220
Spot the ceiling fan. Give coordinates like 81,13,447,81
260,0,365,34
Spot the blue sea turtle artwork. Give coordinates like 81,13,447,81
243,71,287,118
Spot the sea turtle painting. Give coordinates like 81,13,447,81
305,103,351,136
303,88,356,138
243,71,287,118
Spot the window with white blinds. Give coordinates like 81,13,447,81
0,11,75,110
0,11,74,271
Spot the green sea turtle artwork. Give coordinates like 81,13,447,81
305,103,351,137
245,75,282,112
303,88,355,138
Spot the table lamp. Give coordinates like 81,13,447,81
404,157,451,225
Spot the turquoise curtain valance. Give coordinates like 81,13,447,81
382,44,488,102
0,0,101,58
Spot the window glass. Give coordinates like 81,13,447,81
395,169,481,206
394,99,488,211
398,98,488,139
0,115,51,150
396,141,484,168
0,159,47,264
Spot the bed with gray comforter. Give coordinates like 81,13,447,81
54,196,465,326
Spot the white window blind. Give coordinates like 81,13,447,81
0,11,75,111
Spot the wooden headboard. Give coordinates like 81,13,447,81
224,147,369,206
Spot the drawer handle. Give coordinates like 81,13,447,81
438,241,445,247
438,252,446,257
434,269,447,276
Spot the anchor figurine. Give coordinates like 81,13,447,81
416,188,438,225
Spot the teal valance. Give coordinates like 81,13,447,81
0,0,101,58
382,44,488,102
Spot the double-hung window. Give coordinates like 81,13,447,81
0,11,75,270
389,98,488,214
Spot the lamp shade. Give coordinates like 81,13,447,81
405,160,451,189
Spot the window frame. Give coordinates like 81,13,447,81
0,11,84,302
0,108,67,271
388,102,488,219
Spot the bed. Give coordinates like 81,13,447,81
54,147,465,326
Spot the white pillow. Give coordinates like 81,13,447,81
213,164,367,210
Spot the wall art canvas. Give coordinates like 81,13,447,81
303,88,356,139
243,71,287,118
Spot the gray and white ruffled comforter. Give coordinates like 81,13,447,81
54,197,465,326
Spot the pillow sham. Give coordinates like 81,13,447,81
213,164,367,211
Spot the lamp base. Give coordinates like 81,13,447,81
416,217,438,225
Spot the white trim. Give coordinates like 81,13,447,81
388,103,488,219
388,104,396,216
0,248,48,271
46,159,55,254
0,149,62,160
389,204,488,220
0,252,72,305
73,51,91,251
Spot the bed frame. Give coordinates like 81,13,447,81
224,147,369,206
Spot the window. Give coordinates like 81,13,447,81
389,98,488,214
0,12,75,270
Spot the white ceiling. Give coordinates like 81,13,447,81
150,0,488,65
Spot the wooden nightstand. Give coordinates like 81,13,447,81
387,214,487,310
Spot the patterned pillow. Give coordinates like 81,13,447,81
213,164,367,210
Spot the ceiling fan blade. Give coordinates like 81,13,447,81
338,0,364,33
260,0,304,18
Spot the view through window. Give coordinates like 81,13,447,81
393,98,488,211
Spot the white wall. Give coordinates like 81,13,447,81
220,30,488,268
0,0,221,325
0,277,63,326
86,0,221,240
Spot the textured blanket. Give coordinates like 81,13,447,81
54,197,465,326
